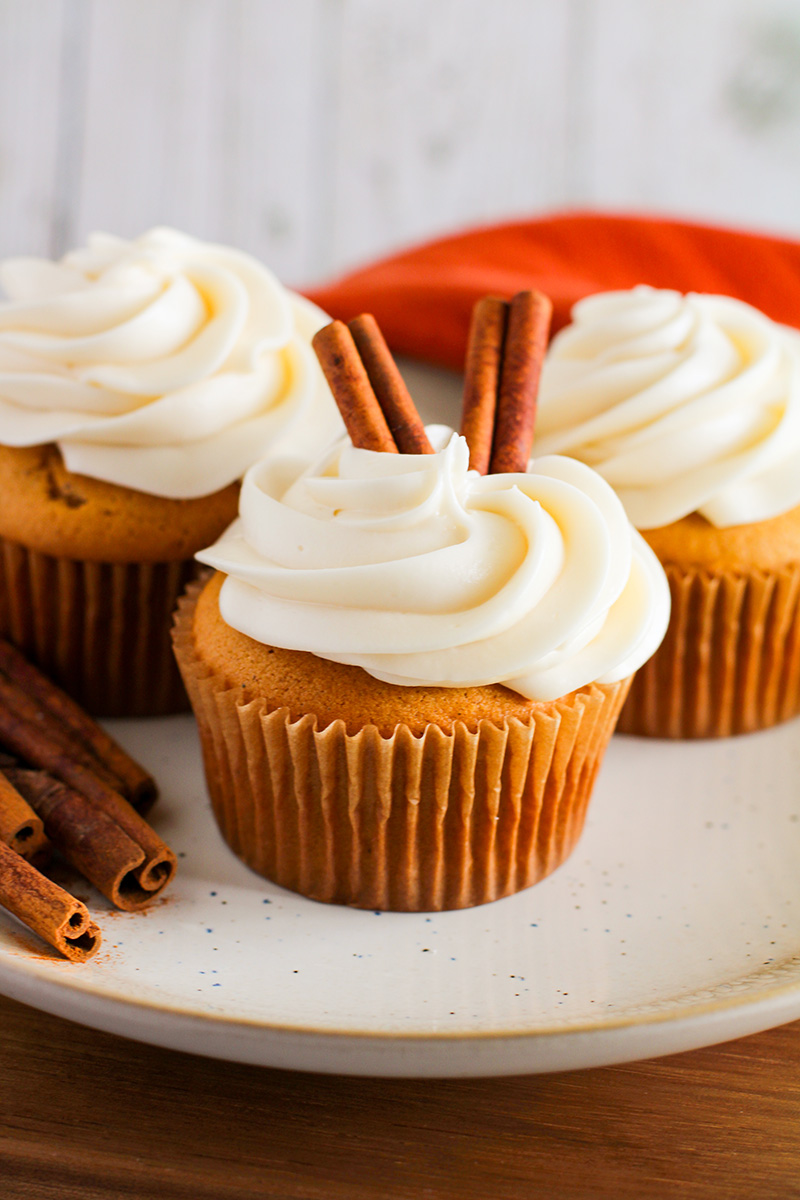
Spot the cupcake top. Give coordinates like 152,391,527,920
197,427,670,702
0,228,342,499
535,286,800,530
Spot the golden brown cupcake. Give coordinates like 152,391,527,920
173,430,670,910
0,228,341,715
536,286,800,738
624,508,800,737
0,443,238,715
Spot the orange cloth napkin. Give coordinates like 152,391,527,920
304,211,800,371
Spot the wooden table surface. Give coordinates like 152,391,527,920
1,997,799,1199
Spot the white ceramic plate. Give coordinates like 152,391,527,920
0,709,799,1078
1,365,800,1077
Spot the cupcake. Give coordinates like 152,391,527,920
0,228,341,715
174,424,669,911
536,285,800,737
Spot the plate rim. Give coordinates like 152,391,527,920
2,955,800,1077
1,928,800,1041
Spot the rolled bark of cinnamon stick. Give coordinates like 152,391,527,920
0,669,121,794
0,773,48,861
348,314,434,455
460,296,508,474
0,838,101,962
0,639,157,811
0,676,176,895
489,290,553,475
312,321,398,453
5,769,157,911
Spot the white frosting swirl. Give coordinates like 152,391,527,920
536,286,800,529
197,428,670,702
0,228,342,498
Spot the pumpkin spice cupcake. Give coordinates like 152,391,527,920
0,228,341,715
536,285,800,737
173,303,670,910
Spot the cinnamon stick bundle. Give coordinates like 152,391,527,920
0,669,175,899
460,290,553,474
0,643,172,956
314,295,551,475
0,773,47,862
0,838,100,962
5,769,156,911
313,316,433,454
0,639,157,811
313,320,397,452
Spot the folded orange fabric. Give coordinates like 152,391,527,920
304,211,800,371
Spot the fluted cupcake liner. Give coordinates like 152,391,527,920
0,534,197,717
619,561,800,739
173,585,631,911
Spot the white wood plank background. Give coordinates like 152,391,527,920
0,0,799,288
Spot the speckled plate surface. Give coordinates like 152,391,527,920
0,711,799,1077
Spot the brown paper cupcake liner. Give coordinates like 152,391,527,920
0,534,197,717
172,584,631,911
619,561,800,738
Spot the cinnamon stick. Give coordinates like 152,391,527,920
460,296,508,474
0,639,156,811
0,773,48,861
489,290,553,475
0,674,176,896
5,769,156,911
348,314,434,454
0,670,119,795
312,321,398,453
0,838,100,962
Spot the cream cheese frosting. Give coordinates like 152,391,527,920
0,228,342,498
197,427,670,702
536,286,800,529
